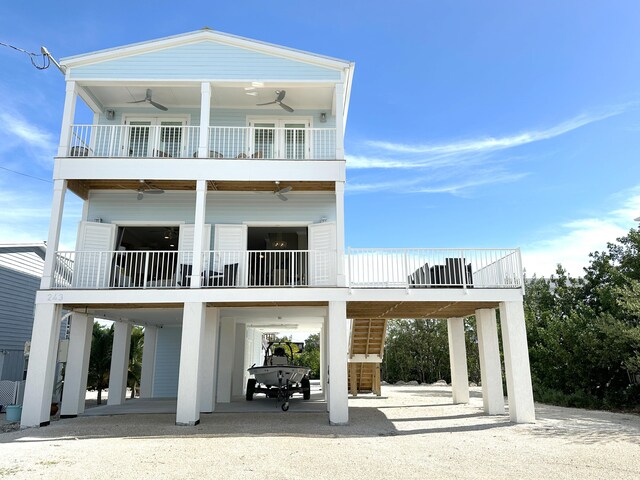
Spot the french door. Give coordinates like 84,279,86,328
248,118,311,159
125,118,187,158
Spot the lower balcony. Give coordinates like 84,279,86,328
51,248,522,290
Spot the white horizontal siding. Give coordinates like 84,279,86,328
152,326,181,397
0,250,44,278
69,41,341,81
87,191,336,229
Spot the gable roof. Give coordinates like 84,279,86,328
60,28,353,72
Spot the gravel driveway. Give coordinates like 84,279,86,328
1,385,638,479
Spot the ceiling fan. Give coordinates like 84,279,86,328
257,90,294,112
274,181,292,201
136,180,164,200
128,89,168,111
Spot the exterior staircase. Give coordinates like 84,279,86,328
348,318,387,396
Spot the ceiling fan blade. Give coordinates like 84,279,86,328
127,99,147,104
277,186,293,194
276,193,289,201
145,89,153,100
148,100,168,111
256,101,277,106
279,102,294,113
276,90,286,101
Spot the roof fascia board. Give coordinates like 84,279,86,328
61,30,351,71
76,79,340,87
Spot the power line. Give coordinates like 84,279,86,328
0,41,50,70
0,165,52,183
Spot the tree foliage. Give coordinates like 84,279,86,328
296,333,321,379
87,322,113,405
382,319,480,385
525,229,640,410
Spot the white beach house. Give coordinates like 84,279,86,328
21,29,535,428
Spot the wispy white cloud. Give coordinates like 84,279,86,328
0,108,57,167
363,109,624,157
522,188,640,277
345,105,630,196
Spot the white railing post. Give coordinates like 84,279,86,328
58,81,77,157
334,83,345,160
198,82,211,158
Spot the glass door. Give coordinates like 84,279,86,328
248,118,310,159
125,118,187,157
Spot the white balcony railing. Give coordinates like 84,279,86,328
52,249,336,289
347,248,522,289
51,248,521,290
67,125,337,160
69,125,200,158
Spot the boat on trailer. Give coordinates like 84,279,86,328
246,342,311,411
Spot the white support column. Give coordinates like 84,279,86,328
216,319,236,403
41,179,67,289
21,304,62,428
60,313,93,417
476,309,505,415
447,317,469,404
328,301,348,425
231,323,246,397
200,307,219,412
499,301,535,423
320,324,327,401
140,325,158,398
176,302,206,425
107,321,132,406
334,83,345,160
335,181,346,287
57,80,77,157
190,180,207,288
198,82,212,158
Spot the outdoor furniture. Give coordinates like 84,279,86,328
408,258,473,288
208,263,239,287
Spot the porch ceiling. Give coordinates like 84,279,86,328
67,179,335,200
346,301,500,319
83,83,335,111
64,300,499,325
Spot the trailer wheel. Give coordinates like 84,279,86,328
246,378,256,401
301,377,311,400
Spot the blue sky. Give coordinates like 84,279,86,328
1,1,640,276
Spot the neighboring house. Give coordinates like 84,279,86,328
0,244,46,381
21,29,535,428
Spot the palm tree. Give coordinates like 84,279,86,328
127,327,144,398
87,323,113,405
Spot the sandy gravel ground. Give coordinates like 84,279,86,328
1,386,638,479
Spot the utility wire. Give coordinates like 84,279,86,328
0,41,50,69
0,165,52,183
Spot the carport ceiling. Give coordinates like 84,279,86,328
347,301,500,319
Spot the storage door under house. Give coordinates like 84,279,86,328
125,118,187,158
213,224,248,286
248,119,310,160
73,221,117,288
308,222,336,286
177,224,211,286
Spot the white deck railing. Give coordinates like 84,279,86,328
52,248,521,290
67,125,337,160
52,249,336,289
347,248,522,289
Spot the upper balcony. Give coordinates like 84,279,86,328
67,124,337,161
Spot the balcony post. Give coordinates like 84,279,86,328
107,321,132,406
499,301,535,423
336,181,346,287
327,301,348,425
199,307,219,412
190,180,207,288
41,179,67,289
334,82,345,159
60,312,93,417
140,325,158,398
476,308,505,415
58,81,77,157
198,82,211,158
447,317,469,404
